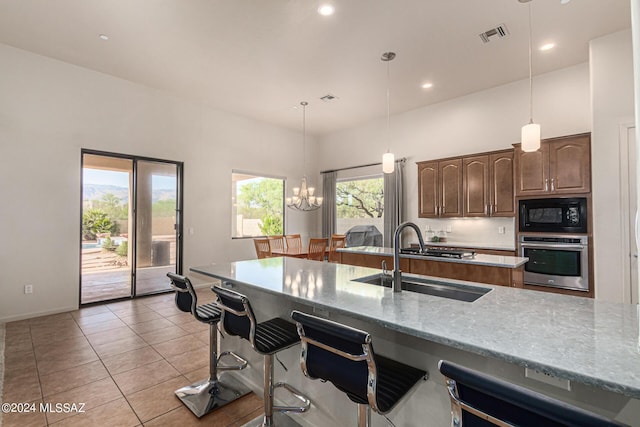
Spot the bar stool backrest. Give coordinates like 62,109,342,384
438,360,629,427
211,285,258,345
167,272,198,317
291,310,381,412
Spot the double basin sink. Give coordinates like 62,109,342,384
352,273,491,302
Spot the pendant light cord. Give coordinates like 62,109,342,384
528,2,533,124
386,57,390,152
301,101,307,174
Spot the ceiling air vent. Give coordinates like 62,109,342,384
320,94,338,102
479,24,510,43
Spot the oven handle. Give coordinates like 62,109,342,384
520,243,587,250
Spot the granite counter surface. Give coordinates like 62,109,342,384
191,258,640,399
338,246,527,268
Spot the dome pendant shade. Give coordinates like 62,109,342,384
521,122,540,152
382,152,395,174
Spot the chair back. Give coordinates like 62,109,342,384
328,234,346,263
285,234,302,251
291,310,378,411
267,235,285,252
254,238,272,259
307,238,327,261
438,360,629,427
167,272,197,317
211,285,257,345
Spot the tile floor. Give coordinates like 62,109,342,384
1,289,265,426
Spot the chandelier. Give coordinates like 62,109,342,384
287,101,323,211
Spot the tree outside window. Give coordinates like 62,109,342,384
336,176,384,235
232,172,285,237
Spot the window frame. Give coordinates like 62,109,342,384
231,170,286,239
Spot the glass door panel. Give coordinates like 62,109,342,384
81,154,133,304
134,160,179,296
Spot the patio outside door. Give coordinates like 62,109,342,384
80,151,182,304
134,160,180,296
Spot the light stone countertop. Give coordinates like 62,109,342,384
191,258,640,399
338,246,528,268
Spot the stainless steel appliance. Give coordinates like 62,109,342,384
519,198,587,233
518,235,589,292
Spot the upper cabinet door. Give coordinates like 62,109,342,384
489,151,515,216
439,158,463,217
418,161,438,217
549,134,591,194
463,155,489,217
515,143,550,196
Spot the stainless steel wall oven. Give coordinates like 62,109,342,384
518,235,589,292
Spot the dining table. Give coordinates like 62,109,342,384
270,248,309,259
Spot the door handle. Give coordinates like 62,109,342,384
544,179,549,192
551,178,556,192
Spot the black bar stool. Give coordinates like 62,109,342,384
212,284,311,427
291,310,427,427
167,273,251,417
438,360,629,427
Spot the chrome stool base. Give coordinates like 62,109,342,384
175,372,252,418
218,350,249,371
241,411,304,427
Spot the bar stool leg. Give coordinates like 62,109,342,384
263,354,275,426
357,404,371,427
174,323,252,418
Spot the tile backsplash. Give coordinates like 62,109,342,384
414,217,516,249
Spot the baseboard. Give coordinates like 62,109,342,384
0,305,78,324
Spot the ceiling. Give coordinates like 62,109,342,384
0,0,631,135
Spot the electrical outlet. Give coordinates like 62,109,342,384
525,368,571,391
446,226,452,233
498,226,505,234
24,284,33,294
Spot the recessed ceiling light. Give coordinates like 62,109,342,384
421,83,433,89
318,4,335,16
560,0,571,5
539,43,555,51
99,34,109,41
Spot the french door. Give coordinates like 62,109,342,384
80,150,183,304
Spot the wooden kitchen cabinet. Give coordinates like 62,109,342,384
340,252,410,271
515,133,590,196
462,150,514,217
418,158,462,217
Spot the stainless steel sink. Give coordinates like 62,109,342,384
352,274,491,302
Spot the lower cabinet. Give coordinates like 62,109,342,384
340,252,523,288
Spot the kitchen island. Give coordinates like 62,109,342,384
191,258,639,426
338,245,528,288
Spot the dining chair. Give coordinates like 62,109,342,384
307,238,328,261
285,234,302,251
267,235,285,253
253,238,272,259
328,234,346,263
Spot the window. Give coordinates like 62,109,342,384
232,171,285,238
336,175,384,235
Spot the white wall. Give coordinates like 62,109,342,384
0,43,319,322
317,63,591,250
590,30,635,302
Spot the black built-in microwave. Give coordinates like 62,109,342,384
518,197,587,233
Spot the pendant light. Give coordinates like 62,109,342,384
287,101,323,211
520,0,540,152
381,51,396,174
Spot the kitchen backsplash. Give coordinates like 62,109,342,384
415,217,516,250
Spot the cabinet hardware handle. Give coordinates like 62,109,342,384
551,178,555,192
490,204,494,215
485,204,488,215
544,179,549,192
442,205,445,214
